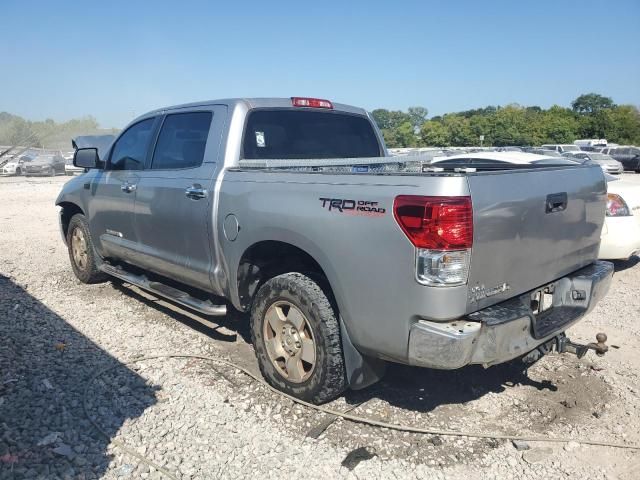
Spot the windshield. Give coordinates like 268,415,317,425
242,109,382,159
562,145,580,152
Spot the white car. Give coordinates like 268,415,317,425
64,158,84,176
430,151,640,260
541,144,582,153
1,158,21,176
600,174,640,259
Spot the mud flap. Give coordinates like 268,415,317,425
340,317,386,390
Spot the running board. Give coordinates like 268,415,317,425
100,263,227,316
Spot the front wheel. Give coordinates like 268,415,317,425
251,272,347,404
66,214,108,284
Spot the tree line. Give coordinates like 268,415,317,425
0,112,118,151
372,93,640,148
2,93,638,151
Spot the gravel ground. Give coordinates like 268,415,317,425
1,174,639,479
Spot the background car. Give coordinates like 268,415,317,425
601,174,640,259
1,154,21,175
23,153,66,176
562,151,624,174
601,146,640,172
522,147,563,157
541,144,581,153
64,157,84,175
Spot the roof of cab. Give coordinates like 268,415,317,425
141,98,368,119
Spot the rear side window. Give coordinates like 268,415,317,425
110,118,155,171
151,112,213,170
242,110,381,159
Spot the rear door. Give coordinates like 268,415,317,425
132,106,227,290
465,164,606,312
89,117,157,261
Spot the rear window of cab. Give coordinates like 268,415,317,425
242,109,382,160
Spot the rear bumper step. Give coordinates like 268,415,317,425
99,263,227,316
408,261,613,369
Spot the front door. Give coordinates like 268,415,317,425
88,117,156,262
133,107,227,291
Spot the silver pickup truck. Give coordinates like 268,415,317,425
56,97,613,403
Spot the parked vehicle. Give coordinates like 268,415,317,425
600,146,640,172
57,97,613,403
574,139,607,148
64,158,84,175
541,144,581,153
599,174,640,259
562,151,624,175
24,152,66,176
523,147,563,157
1,155,21,175
435,151,639,260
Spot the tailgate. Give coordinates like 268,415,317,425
465,164,606,313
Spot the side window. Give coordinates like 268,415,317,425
109,118,155,171
151,112,213,170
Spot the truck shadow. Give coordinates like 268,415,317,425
0,274,158,479
109,280,250,344
104,280,556,414
345,360,557,414
612,255,639,272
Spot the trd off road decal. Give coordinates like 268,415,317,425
319,198,386,216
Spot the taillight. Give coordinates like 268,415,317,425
606,193,631,217
394,196,473,286
291,97,333,109
393,196,473,249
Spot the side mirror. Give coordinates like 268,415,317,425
74,148,101,169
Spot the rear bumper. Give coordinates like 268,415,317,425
408,261,613,369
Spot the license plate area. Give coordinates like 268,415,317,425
531,283,555,316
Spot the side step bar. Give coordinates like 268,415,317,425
100,263,227,316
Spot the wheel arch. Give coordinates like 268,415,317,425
235,240,386,390
58,202,85,241
236,240,335,312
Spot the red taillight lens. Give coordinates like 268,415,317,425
291,97,333,109
393,196,473,249
606,193,631,217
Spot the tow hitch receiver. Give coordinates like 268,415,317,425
522,333,609,364
558,332,609,359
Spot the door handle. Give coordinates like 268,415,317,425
121,182,137,193
546,192,567,213
185,185,208,200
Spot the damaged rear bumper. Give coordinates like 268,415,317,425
408,261,614,369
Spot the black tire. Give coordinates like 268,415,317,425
66,214,108,284
251,272,346,404
15,168,21,176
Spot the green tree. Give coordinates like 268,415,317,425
604,105,640,144
406,106,428,129
371,109,411,130
571,93,614,115
442,115,474,146
540,106,579,144
420,121,449,146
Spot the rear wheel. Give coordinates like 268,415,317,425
66,214,107,283
251,272,346,404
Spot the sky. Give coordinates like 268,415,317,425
1,0,639,128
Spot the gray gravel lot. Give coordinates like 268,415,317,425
1,174,639,479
